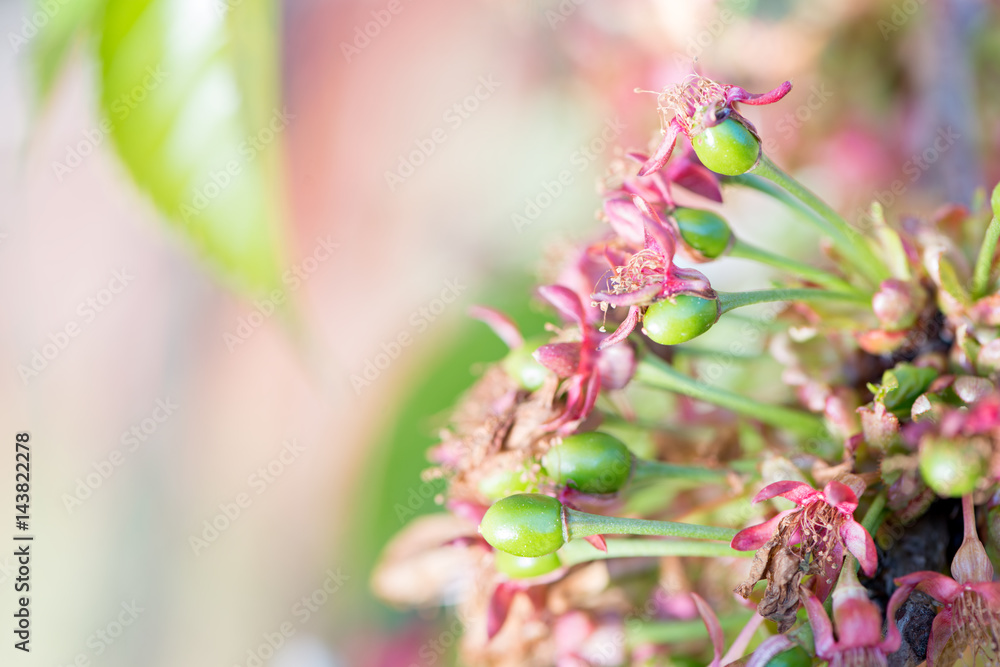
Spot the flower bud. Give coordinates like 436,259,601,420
691,117,761,176
952,526,994,584
672,207,733,261
642,294,719,346
872,279,918,331
542,432,633,494
918,436,987,497
479,493,565,557
494,550,562,579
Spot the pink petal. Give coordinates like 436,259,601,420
538,285,585,326
534,342,582,378
839,520,878,577
823,480,859,514
925,607,955,667
970,581,1000,607
801,593,835,657
603,197,646,247
668,161,723,202
584,534,607,552
598,306,641,350
487,581,519,640
691,593,724,667
638,119,681,177
894,571,962,603
468,305,524,349
730,510,797,551
745,636,795,667
726,80,792,106
752,481,816,505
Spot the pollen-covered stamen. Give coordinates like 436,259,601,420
655,75,728,137
952,589,1000,663
795,498,847,577
608,248,666,296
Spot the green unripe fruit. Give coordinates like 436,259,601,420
919,437,986,497
691,118,761,176
765,647,812,667
494,551,562,579
478,468,532,502
502,336,551,391
542,432,633,494
479,493,565,557
673,208,733,260
642,295,719,346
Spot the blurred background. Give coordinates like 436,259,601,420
1,0,999,665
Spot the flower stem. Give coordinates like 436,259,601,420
748,155,889,286
565,508,736,542
860,491,887,538
729,238,864,295
631,458,728,484
634,354,827,439
962,493,976,540
628,613,752,646
558,537,751,565
717,288,870,314
972,216,1000,299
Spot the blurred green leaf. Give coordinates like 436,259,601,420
98,0,287,294
30,0,107,103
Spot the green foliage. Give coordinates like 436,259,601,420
95,0,288,294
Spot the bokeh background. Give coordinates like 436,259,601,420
1,0,999,665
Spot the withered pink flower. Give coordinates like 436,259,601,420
603,148,723,248
887,496,1000,664
732,479,878,590
748,563,902,667
532,285,636,434
638,74,792,177
591,196,715,349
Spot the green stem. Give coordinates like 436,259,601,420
559,537,751,565
729,238,864,295
860,491,887,537
972,216,1000,299
629,613,752,646
565,508,736,543
747,155,889,286
717,288,870,314
631,458,728,483
634,354,826,439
